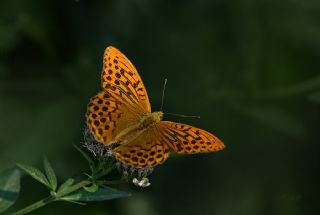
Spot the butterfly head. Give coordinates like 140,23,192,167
152,111,163,122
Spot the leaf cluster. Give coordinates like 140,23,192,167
0,147,130,215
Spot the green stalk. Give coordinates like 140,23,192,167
10,196,54,215
10,180,91,215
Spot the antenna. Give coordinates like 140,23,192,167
160,78,167,111
159,79,200,119
165,112,200,119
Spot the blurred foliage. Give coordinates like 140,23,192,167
0,0,319,214
0,168,20,213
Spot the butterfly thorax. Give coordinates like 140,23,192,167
141,111,163,128
113,111,163,144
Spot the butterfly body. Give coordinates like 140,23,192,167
141,111,163,127
112,111,163,145
86,46,225,168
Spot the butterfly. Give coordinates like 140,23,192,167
86,46,225,168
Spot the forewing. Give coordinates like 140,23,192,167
101,46,151,113
86,91,140,145
157,121,225,154
113,127,170,168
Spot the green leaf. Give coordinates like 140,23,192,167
61,187,130,202
74,145,94,169
83,183,98,193
0,168,21,213
61,199,86,205
16,163,51,189
57,178,75,193
43,157,57,191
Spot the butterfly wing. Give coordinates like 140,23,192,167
157,121,225,154
87,46,151,145
113,121,224,168
101,46,151,113
86,91,141,145
113,127,170,168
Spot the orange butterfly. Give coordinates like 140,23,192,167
86,46,225,168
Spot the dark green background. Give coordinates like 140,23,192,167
1,0,320,214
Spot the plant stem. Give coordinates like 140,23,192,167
10,179,91,215
93,164,116,180
10,196,54,215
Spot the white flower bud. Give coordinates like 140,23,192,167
132,177,151,188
